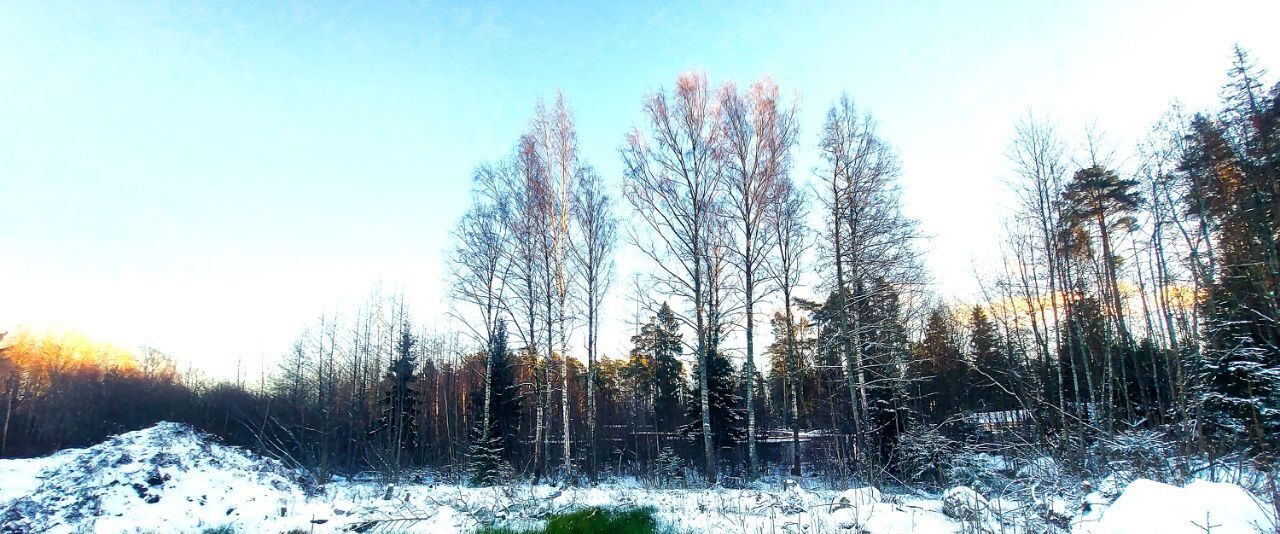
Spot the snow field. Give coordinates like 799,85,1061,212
1,423,1275,533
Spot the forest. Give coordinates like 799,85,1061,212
1,46,1277,507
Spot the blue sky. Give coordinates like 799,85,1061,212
2,0,1277,377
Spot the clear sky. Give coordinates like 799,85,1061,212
2,0,1277,378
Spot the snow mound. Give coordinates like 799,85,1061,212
1016,456,1061,479
0,422,306,533
942,485,989,520
1083,478,1275,534
834,486,882,508
829,495,959,533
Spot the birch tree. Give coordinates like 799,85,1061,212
450,192,509,483
764,177,810,477
816,95,922,474
720,77,798,478
572,165,617,482
623,71,725,484
528,92,582,480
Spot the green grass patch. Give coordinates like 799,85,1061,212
478,506,676,534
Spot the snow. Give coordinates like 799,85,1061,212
835,486,883,507
0,423,960,533
0,422,307,533
830,498,960,533
0,453,59,504
942,485,989,520
1016,456,1061,479
0,423,1275,533
1076,478,1275,534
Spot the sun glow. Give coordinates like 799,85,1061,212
1,326,140,378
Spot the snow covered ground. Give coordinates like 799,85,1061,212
0,423,1274,533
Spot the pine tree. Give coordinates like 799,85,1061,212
629,303,687,434
1062,165,1143,344
766,312,811,429
800,293,855,435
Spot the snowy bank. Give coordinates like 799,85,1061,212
1077,478,1275,534
1,423,1276,533
0,422,308,533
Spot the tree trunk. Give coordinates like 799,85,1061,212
560,302,572,480
586,275,598,482
744,258,757,479
830,178,864,469
783,287,801,477
696,248,716,485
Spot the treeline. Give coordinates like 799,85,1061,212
0,328,259,456
2,47,1277,491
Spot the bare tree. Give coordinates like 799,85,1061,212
623,71,725,485
816,95,922,475
764,177,811,477
0,331,13,456
528,92,581,480
571,165,617,483
477,148,548,479
1005,115,1070,426
450,184,510,477
720,77,798,478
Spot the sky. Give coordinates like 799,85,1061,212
2,0,1278,379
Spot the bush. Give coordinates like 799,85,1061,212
653,447,686,488
895,426,957,487
477,507,675,534
945,453,1011,494
1099,429,1177,483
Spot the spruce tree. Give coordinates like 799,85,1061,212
1179,55,1280,451
653,303,686,434
911,308,970,423
858,279,912,466
370,322,422,477
969,306,1016,411
469,321,519,486
683,346,745,453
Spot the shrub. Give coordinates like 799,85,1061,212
653,447,686,488
896,426,957,487
1099,429,1177,483
477,507,675,534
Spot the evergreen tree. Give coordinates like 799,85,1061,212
369,322,422,476
1058,295,1107,407
653,303,686,435
911,307,970,424
1180,53,1280,452
800,293,854,434
766,312,813,430
683,345,745,453
858,279,912,466
969,306,1016,411
469,321,520,486
682,299,744,455
1062,165,1142,344
626,302,686,438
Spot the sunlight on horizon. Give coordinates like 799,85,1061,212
2,0,1278,378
